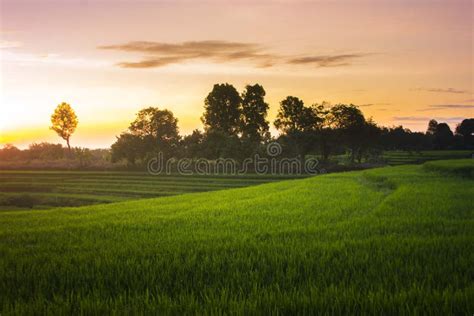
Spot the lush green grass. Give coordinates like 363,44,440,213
327,150,472,166
0,160,473,314
0,171,299,210
423,159,474,178
382,150,473,165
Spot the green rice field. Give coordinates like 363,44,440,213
383,150,473,165
0,171,299,210
0,159,473,313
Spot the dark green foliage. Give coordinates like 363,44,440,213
455,119,474,148
433,123,454,149
129,107,180,149
111,133,144,165
28,143,64,160
111,107,180,164
274,96,319,133
180,129,204,158
202,83,242,136
0,144,22,161
380,126,432,151
240,84,269,143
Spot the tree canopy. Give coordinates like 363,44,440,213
111,107,180,164
50,102,78,151
106,83,473,167
202,83,242,136
240,84,269,143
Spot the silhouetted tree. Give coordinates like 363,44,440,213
202,83,242,136
111,107,180,164
309,103,331,160
455,118,474,148
200,131,241,159
274,96,318,133
180,129,204,157
201,84,242,158
0,144,22,161
128,107,180,157
433,123,453,149
111,133,144,165
426,119,438,135
356,119,382,163
50,102,78,152
240,84,270,143
28,143,64,160
274,97,324,163
326,104,366,162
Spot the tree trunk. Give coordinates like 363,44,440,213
66,137,71,159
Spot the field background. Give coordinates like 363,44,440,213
0,159,473,313
0,172,300,211
329,149,473,165
1,150,472,211
382,150,472,165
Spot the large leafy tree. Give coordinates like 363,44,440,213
455,118,474,147
274,96,315,133
433,122,454,149
129,107,180,154
356,118,382,163
309,103,331,160
426,119,438,135
111,107,180,164
202,83,242,136
50,102,78,151
274,96,325,162
326,104,367,162
240,84,269,142
111,133,144,166
180,129,204,158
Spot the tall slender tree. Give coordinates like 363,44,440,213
50,102,78,152
240,84,269,143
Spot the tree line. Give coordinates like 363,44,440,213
1,83,473,167
109,83,474,165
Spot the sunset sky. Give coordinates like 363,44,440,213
1,0,472,148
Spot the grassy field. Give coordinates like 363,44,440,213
327,150,473,166
0,171,299,210
0,160,473,313
382,150,473,165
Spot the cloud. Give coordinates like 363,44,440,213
287,54,368,67
357,102,391,107
429,104,474,109
414,87,468,94
100,40,278,68
99,40,368,69
417,104,474,111
393,116,466,123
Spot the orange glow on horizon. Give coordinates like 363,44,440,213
0,0,472,148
